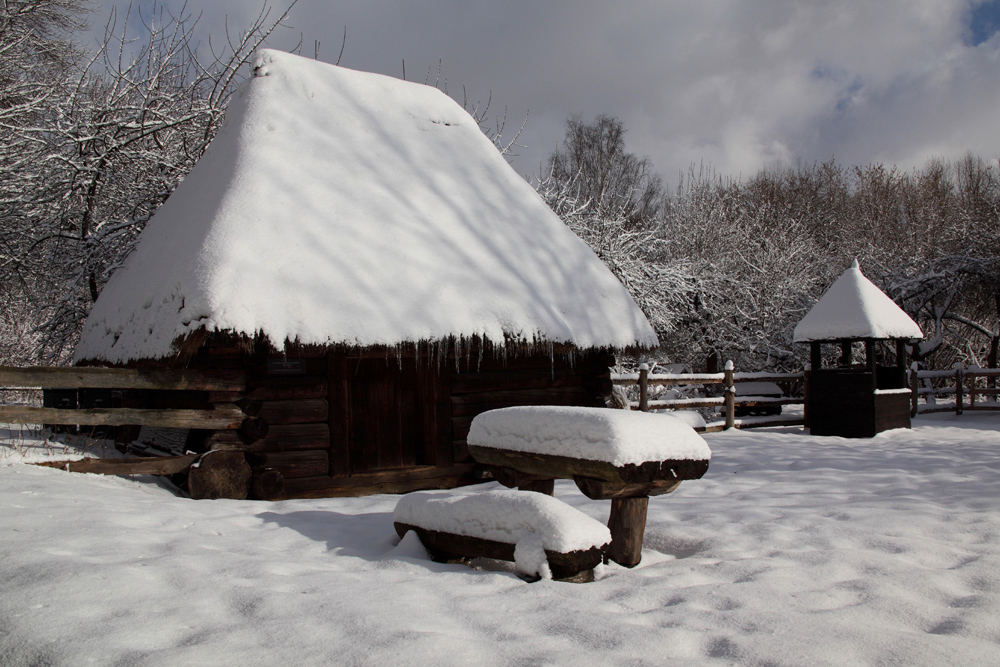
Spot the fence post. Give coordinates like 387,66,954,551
724,360,735,429
638,363,649,412
968,366,978,409
955,363,964,416
910,362,920,418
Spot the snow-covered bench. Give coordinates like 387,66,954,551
394,489,611,581
467,406,712,567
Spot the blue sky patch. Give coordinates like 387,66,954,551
969,0,1000,45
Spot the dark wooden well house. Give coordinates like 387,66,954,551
794,260,923,438
72,50,658,499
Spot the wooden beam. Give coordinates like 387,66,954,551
0,404,247,429
607,497,649,567
33,454,197,476
0,366,245,391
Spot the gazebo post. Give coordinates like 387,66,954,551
896,340,906,370
810,342,822,371
865,339,877,391
839,340,852,366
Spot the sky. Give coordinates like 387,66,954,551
92,0,1000,186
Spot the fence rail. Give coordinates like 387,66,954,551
611,363,805,432
0,365,253,432
911,366,1000,416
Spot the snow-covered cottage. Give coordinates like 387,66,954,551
74,50,657,499
794,260,923,437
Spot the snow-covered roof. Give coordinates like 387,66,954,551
793,260,923,342
75,50,656,363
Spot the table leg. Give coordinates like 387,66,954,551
607,496,649,567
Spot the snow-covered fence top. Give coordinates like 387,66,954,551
394,489,611,555
468,405,711,467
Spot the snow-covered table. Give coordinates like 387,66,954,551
467,406,712,567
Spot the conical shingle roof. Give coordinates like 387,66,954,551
793,260,923,342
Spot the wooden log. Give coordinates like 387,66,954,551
251,468,285,500
470,445,708,486
208,378,329,403
606,496,649,567
0,404,246,429
247,450,329,478
393,523,605,581
33,454,197,476
0,366,244,391
451,372,594,395
574,476,681,500
208,423,330,452
449,387,592,417
260,464,478,500
257,399,328,425
188,451,252,500
518,479,554,495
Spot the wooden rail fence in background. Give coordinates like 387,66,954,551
910,365,1000,416
612,362,806,433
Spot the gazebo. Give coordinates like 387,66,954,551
794,260,923,438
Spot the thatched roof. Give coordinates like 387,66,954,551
75,50,656,363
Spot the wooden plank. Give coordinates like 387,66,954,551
33,454,197,476
256,463,479,500
451,370,594,394
0,404,246,429
0,366,244,391
450,387,592,417
328,354,351,477
257,399,328,425
208,423,331,452
247,450,329,479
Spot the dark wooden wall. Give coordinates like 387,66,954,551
185,339,615,500
808,368,910,438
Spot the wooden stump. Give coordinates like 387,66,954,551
607,496,649,567
188,450,252,500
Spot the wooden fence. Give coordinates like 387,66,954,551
910,365,1000,416
612,362,805,433
0,366,250,430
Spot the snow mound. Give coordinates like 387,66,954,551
468,406,711,466
793,260,923,342
75,49,656,363
393,489,611,555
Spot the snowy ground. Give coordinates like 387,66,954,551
2,413,999,666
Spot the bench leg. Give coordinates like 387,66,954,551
518,479,554,496
607,496,649,567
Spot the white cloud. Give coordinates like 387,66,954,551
92,0,1000,183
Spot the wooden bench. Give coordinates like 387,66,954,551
467,406,711,567
393,489,611,581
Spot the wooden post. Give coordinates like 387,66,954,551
839,340,852,367
518,479,555,496
968,368,977,409
607,496,649,567
724,360,735,429
803,363,811,428
896,340,907,370
638,363,649,412
910,362,920,418
955,364,964,415
865,339,877,392
810,342,822,372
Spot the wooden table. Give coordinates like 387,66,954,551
468,444,709,567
